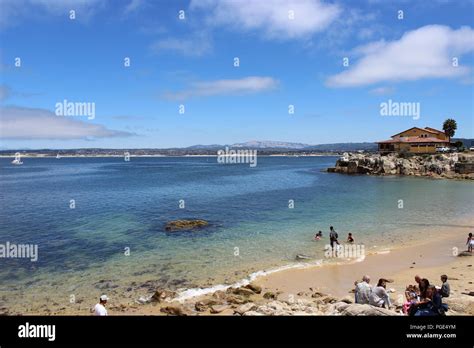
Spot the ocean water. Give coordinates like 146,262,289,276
0,156,473,313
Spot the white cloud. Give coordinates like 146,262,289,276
150,32,212,57
123,0,145,15
327,25,474,87
189,0,340,40
163,76,279,100
0,106,134,139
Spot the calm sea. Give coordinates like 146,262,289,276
0,156,473,312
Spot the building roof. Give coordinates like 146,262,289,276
377,136,449,144
391,127,442,137
424,127,445,134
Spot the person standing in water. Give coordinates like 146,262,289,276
347,233,354,243
329,226,339,250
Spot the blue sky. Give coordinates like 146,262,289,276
0,0,473,149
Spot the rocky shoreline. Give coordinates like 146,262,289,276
327,152,474,180
139,275,473,316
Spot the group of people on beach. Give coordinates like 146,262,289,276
314,226,354,246
354,274,450,316
403,275,450,316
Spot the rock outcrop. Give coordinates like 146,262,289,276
328,152,474,180
147,283,473,316
165,219,209,231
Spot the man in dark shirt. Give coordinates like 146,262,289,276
329,226,339,250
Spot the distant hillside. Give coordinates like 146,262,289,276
185,144,224,150
452,138,474,148
231,141,309,149
186,141,378,151
305,142,378,152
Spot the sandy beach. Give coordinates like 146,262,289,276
252,228,474,312
118,219,473,316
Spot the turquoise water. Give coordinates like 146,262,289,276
0,156,473,313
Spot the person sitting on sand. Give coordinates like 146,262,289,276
413,275,423,297
439,275,450,298
412,285,447,316
329,226,339,250
314,231,323,241
467,232,473,252
405,284,419,301
347,233,354,243
403,285,418,314
369,279,391,308
354,275,372,304
93,294,109,316
419,278,430,300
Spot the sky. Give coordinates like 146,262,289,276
0,0,473,149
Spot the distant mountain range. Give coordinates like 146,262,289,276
1,139,472,155
452,138,474,148
187,138,473,151
185,141,379,151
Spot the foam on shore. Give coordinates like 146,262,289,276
172,259,326,302
171,252,372,303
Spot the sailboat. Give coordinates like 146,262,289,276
11,152,24,165
56,153,61,159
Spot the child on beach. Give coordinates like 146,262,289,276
403,285,418,314
467,233,473,252
314,231,323,241
439,275,450,298
347,233,354,243
405,284,419,301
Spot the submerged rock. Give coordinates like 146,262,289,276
165,219,209,231
295,254,312,260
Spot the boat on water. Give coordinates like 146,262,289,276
12,152,24,165
11,158,23,165
56,153,61,159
